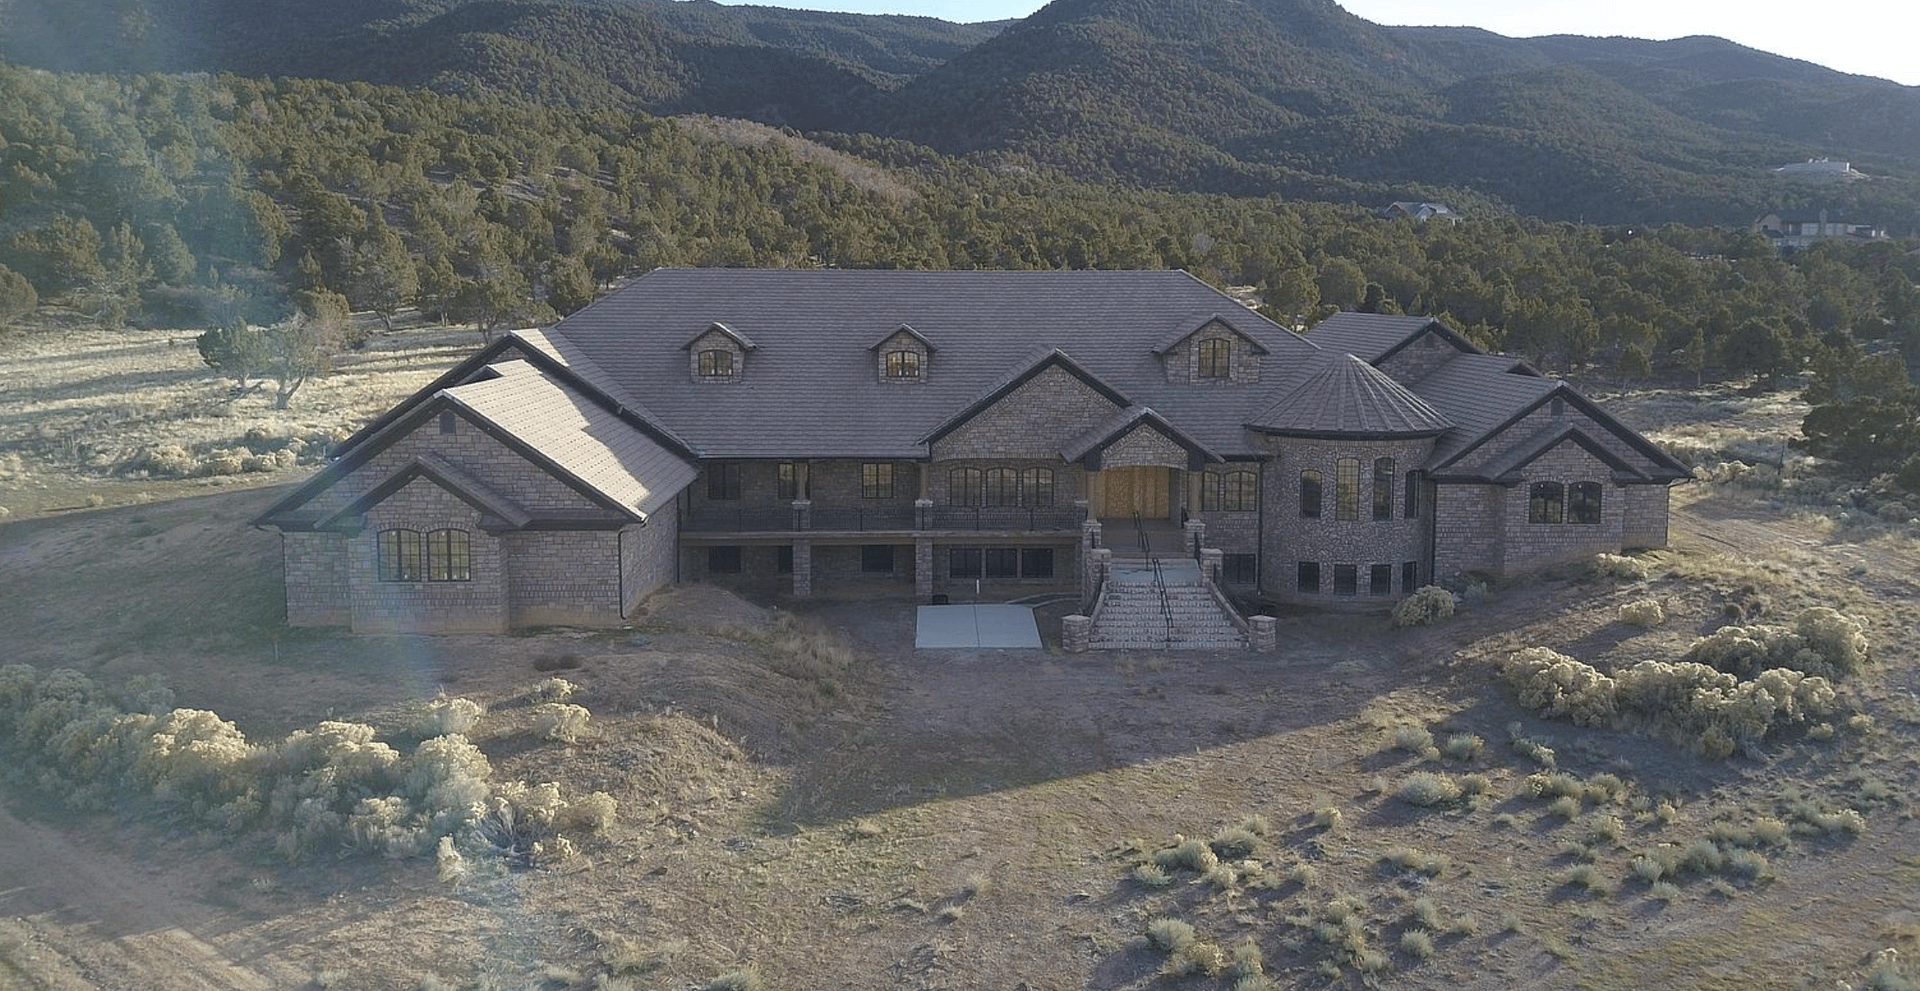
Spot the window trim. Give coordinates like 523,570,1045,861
697,348,734,378
1369,563,1393,596
1529,481,1565,524
1022,467,1054,508
884,349,922,380
983,467,1018,507
1333,563,1358,596
1335,458,1360,521
1404,469,1420,519
861,462,895,500
949,466,982,506
1569,481,1603,524
1300,470,1323,519
1297,560,1320,594
1373,457,1395,520
1196,338,1231,379
378,528,423,582
777,462,798,501
708,462,742,501
426,528,471,582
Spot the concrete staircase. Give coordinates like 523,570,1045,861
1089,557,1249,650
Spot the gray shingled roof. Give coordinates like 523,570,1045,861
1410,354,1562,467
539,269,1314,458
444,361,696,518
1060,405,1218,463
1301,313,1439,363
1247,354,1454,438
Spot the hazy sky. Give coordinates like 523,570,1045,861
713,0,1920,86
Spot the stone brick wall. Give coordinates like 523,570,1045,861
1262,437,1436,606
351,477,508,633
1622,484,1671,548
506,530,622,627
1101,424,1189,469
933,366,1120,460
807,459,920,512
1433,483,1503,581
1497,441,1626,573
621,513,679,614
1194,467,1259,555
1162,321,1262,385
1375,330,1458,385
284,532,349,626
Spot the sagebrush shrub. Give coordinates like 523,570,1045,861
1502,649,1616,727
1396,772,1462,807
1389,724,1434,755
1594,553,1650,581
1153,837,1219,873
409,696,483,738
1442,733,1483,760
1390,586,1455,628
1147,917,1197,952
532,703,591,744
531,677,577,702
1210,825,1261,859
1618,599,1666,627
1682,607,1869,679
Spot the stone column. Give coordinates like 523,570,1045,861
1083,546,1113,608
914,536,934,602
915,497,934,531
1200,547,1223,584
1249,615,1278,652
1184,519,1207,558
1062,614,1093,653
792,539,812,598
792,499,811,531
1081,519,1103,550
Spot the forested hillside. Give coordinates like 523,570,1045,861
2,65,1916,392
2,0,1917,226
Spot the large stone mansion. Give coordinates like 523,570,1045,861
256,269,1688,634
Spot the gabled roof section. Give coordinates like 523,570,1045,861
869,323,938,352
1061,405,1220,465
443,361,696,518
1306,313,1478,365
331,330,695,462
1463,424,1648,484
311,455,535,532
1418,371,1691,482
920,348,1133,446
1247,354,1453,439
681,321,758,352
1151,314,1275,356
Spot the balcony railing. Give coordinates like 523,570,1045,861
683,504,1085,534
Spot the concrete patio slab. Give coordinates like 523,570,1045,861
915,604,1043,649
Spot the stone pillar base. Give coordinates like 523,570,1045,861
1063,614,1093,653
914,536,934,602
1200,547,1224,584
1249,615,1278,652
792,540,812,598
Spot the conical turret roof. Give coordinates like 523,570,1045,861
1247,354,1453,438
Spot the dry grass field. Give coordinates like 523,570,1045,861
1,317,1918,991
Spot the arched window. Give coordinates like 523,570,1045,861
949,467,982,506
1022,468,1054,508
378,529,422,582
697,349,733,377
427,529,471,582
1300,470,1322,518
1222,470,1257,511
1197,339,1231,379
1373,457,1395,520
1569,482,1603,524
885,350,921,379
983,467,1019,507
1529,482,1565,524
1335,458,1360,520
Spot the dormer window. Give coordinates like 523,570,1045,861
871,324,935,384
1197,339,1231,379
698,349,734,378
885,349,921,380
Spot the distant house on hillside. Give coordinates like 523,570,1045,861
1380,202,1458,224
1753,209,1886,249
255,270,1686,638
1773,159,1865,182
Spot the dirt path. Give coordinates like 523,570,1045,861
0,798,306,991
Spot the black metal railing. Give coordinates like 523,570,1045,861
684,504,1084,534
1149,555,1176,643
